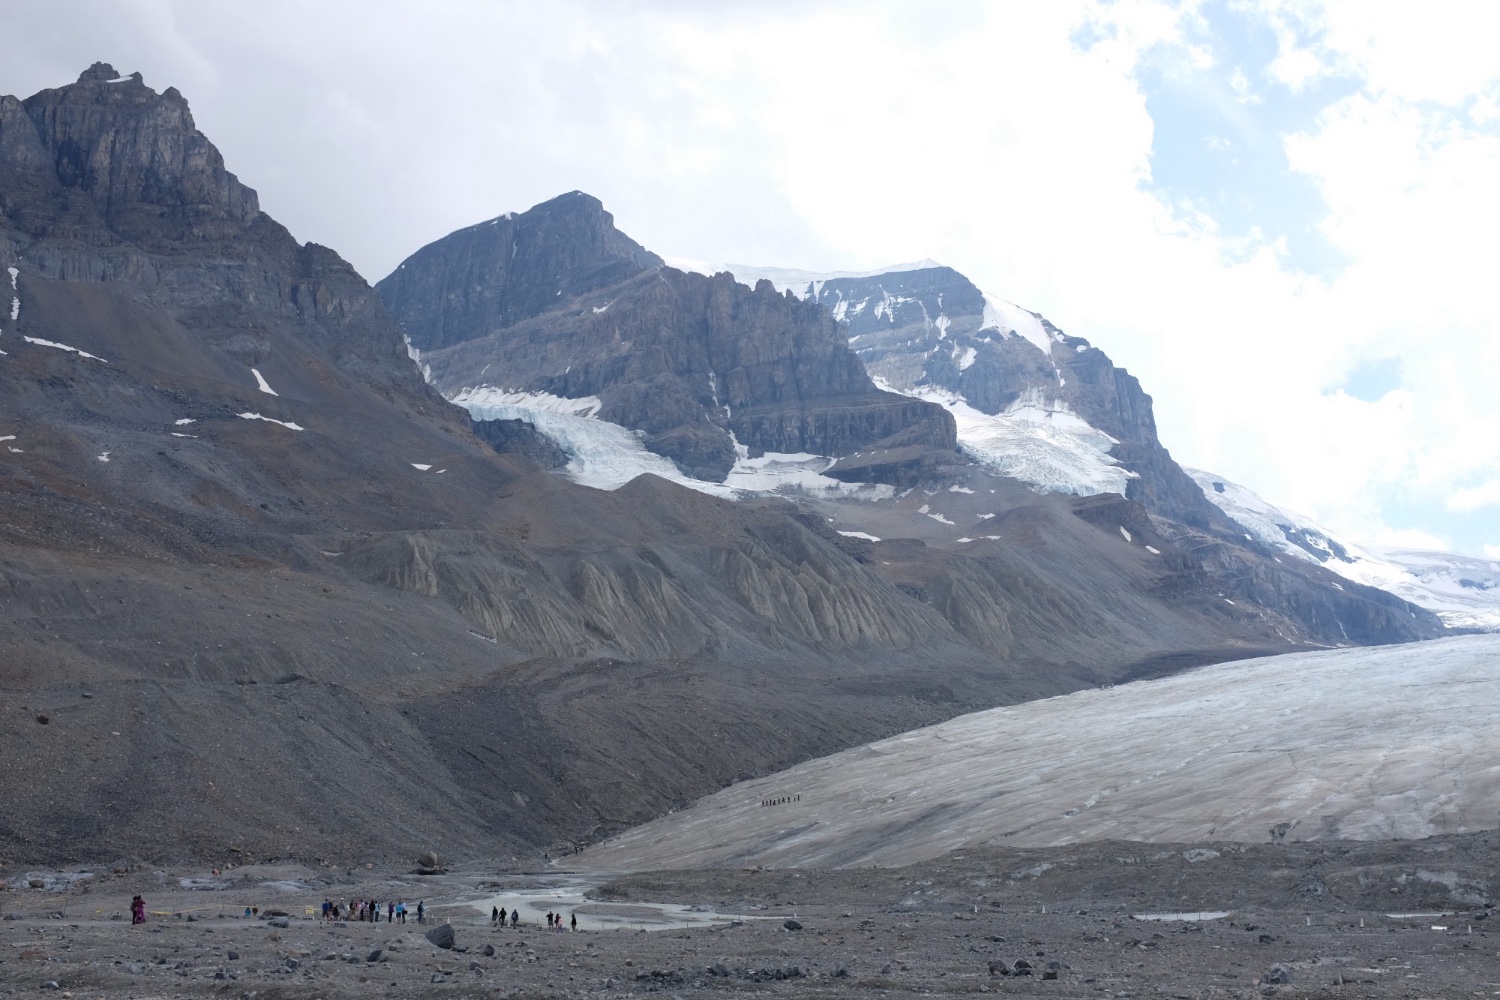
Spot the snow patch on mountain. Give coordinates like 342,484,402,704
402,334,434,384
1189,469,1500,631
724,448,893,499
23,336,106,362
450,387,892,501
890,380,1134,497
234,413,301,431
237,412,303,431
979,292,1052,357
453,387,708,493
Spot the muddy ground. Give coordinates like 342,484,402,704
1,832,1497,998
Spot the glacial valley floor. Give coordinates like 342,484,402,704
2,832,1497,998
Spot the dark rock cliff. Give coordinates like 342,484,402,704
377,191,663,351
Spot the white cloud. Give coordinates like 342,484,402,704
1372,527,1453,552
1450,482,1500,513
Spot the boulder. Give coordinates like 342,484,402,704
782,918,802,931
425,923,456,949
1260,964,1294,985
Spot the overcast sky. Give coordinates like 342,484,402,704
7,0,1499,557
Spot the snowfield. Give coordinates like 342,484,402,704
900,382,1135,497
450,386,894,501
577,634,1500,870
452,386,734,494
1190,469,1500,631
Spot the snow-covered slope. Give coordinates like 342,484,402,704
452,386,893,501
1190,468,1500,631
670,259,1135,498
1370,548,1500,631
895,382,1135,497
576,634,1500,869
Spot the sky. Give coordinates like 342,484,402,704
5,0,1498,558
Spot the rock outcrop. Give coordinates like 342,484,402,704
378,191,663,351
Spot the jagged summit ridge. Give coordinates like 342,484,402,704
379,190,664,351
1,62,259,245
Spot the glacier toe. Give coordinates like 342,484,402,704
578,634,1500,870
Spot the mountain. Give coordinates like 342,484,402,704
377,195,960,484
0,65,986,864
0,65,1447,867
378,209,1448,656
667,259,1226,530
1190,469,1500,632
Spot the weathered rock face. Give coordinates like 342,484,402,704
472,417,568,469
0,63,436,399
378,191,663,351
377,196,958,482
805,265,1227,528
15,63,259,245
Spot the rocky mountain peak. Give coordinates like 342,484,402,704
378,189,664,351
380,194,961,482
1,64,258,246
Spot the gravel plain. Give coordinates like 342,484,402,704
3,832,1497,999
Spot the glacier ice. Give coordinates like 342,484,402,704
577,634,1500,870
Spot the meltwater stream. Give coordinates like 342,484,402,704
466,874,783,932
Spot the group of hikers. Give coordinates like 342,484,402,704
491,905,576,931
321,898,422,923
126,893,573,931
